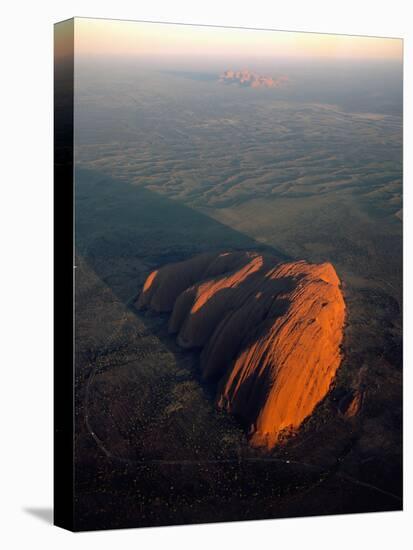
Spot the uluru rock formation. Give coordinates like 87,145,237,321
137,252,345,449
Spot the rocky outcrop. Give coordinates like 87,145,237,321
137,252,345,449
342,390,364,418
220,70,289,89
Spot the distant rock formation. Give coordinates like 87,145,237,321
220,69,289,89
137,251,345,449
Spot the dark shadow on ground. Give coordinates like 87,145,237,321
24,508,53,525
75,167,288,268
74,166,289,352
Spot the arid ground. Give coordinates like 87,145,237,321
73,59,402,530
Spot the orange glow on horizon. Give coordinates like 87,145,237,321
74,17,402,62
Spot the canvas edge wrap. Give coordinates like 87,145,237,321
54,18,75,532
51,18,403,531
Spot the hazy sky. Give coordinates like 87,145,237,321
74,17,402,62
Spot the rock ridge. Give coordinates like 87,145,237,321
137,251,345,448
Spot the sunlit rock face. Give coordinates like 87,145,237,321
137,252,345,449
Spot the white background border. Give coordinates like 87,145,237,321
1,1,410,548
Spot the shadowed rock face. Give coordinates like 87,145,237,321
137,252,345,449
